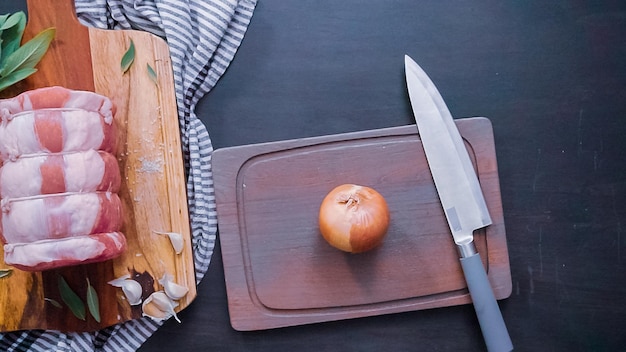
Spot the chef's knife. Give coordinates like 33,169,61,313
405,55,513,352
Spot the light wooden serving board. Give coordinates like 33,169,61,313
0,0,196,332
213,117,511,331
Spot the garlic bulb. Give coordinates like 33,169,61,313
153,231,184,254
108,274,143,305
142,291,181,323
158,273,189,300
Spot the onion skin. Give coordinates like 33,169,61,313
318,184,390,253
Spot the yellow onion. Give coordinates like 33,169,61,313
318,184,390,253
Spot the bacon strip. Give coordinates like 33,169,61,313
3,231,126,272
0,150,121,198
0,108,116,161
0,87,125,271
0,86,115,123
1,192,122,244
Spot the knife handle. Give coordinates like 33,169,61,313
460,253,513,352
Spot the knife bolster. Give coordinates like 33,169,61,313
457,240,478,258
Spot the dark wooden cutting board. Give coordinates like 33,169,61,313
0,0,195,332
213,117,511,331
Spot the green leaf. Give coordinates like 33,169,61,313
0,27,55,77
58,276,86,321
0,11,25,31
0,268,12,279
0,14,9,27
0,12,27,65
86,278,101,323
121,39,135,73
0,67,36,92
147,63,158,84
44,297,63,309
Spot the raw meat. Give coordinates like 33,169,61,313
0,150,121,198
0,192,123,244
0,86,115,123
3,231,126,272
0,86,126,271
0,108,116,161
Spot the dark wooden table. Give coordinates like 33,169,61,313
3,1,626,351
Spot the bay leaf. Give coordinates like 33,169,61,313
0,268,12,279
86,278,101,323
0,11,25,31
121,39,135,73
0,27,55,77
0,14,9,27
58,276,86,321
0,11,27,66
0,67,36,92
44,297,63,309
147,63,157,84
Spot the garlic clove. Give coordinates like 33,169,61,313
142,291,181,323
153,231,184,254
150,291,180,310
121,280,143,305
158,273,189,300
108,274,143,305
107,274,131,286
141,297,169,322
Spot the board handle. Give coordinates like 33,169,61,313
22,0,94,91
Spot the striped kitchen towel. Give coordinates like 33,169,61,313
0,0,257,350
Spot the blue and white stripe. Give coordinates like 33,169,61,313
0,0,256,350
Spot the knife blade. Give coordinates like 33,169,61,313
405,55,513,352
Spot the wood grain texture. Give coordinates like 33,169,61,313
0,0,195,332
213,117,511,331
